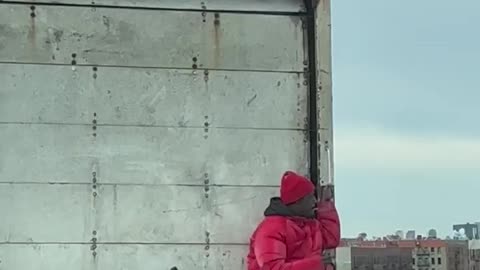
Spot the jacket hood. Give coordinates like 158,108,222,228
264,197,296,217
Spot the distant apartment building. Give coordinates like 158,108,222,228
445,240,469,270
403,240,447,270
453,223,480,240
406,231,417,240
469,240,480,270
336,246,413,270
337,239,469,270
401,239,468,270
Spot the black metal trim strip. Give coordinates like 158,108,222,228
304,1,319,186
0,0,307,16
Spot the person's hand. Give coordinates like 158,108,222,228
318,185,334,202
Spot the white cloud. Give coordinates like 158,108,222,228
334,128,480,169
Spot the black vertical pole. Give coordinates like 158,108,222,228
304,0,319,186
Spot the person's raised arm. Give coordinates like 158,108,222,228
254,223,322,270
316,185,340,249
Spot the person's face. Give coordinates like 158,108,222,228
288,192,317,218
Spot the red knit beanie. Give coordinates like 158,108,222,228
280,171,315,204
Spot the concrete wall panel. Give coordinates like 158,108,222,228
208,245,249,269
95,185,206,243
0,244,91,270
0,183,279,245
207,186,277,244
207,128,308,186
0,64,94,124
0,184,93,242
0,244,250,269
96,244,249,269
0,124,95,184
0,124,307,185
96,244,248,269
0,64,307,129
206,71,307,129
93,126,206,185
0,5,305,71
89,126,307,185
2,0,304,12
96,244,205,269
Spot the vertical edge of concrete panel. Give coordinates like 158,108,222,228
315,0,336,267
315,0,334,186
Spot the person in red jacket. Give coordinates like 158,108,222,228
247,171,340,270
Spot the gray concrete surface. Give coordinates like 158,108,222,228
0,64,307,128
4,0,304,12
0,4,305,71
0,0,332,268
0,125,308,185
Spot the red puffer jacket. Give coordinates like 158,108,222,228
247,198,340,270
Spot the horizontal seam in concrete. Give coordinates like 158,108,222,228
0,182,280,188
0,121,316,131
0,1,306,16
0,61,306,74
0,242,249,246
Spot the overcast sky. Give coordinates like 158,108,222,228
332,0,480,238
